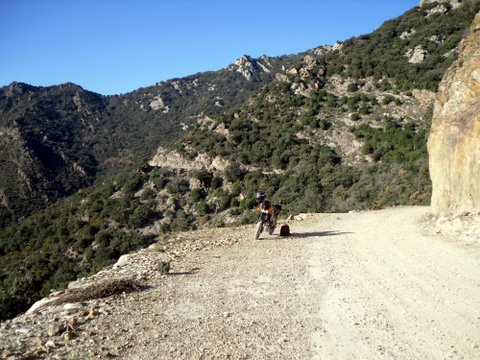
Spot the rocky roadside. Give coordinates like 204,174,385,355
0,225,250,359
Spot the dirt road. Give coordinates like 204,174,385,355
54,206,480,359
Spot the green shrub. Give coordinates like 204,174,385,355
347,83,359,92
192,168,213,187
351,113,361,121
224,162,245,183
196,201,211,216
382,95,396,105
166,179,190,194
211,176,223,189
129,203,155,228
190,188,206,202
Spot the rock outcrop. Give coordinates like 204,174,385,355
406,45,428,63
420,0,463,10
228,55,273,80
148,147,228,172
427,12,480,215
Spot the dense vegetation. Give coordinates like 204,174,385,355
0,161,282,320
0,166,192,319
174,77,433,214
322,0,480,91
0,169,150,319
3,80,434,319
1,2,477,225
0,83,104,226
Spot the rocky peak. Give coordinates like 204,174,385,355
428,11,480,215
58,82,84,91
228,54,272,80
419,0,464,9
4,82,36,96
281,55,326,96
312,42,343,56
234,54,254,67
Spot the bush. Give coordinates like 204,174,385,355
192,168,213,187
196,201,211,216
347,82,359,92
123,173,144,194
129,203,155,228
190,188,206,202
241,211,259,225
166,179,190,194
351,113,361,121
211,176,223,189
382,95,396,105
224,162,245,183
150,168,172,190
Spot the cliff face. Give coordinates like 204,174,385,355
428,12,480,215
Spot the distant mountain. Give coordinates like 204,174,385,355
0,83,105,225
0,54,302,226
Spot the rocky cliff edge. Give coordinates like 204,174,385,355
428,11,480,215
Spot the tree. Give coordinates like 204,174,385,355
224,162,245,183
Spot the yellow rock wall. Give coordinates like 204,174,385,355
428,12,480,215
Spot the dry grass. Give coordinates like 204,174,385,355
44,277,144,309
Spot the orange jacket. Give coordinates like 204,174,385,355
257,204,274,214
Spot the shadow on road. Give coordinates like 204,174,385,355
168,271,192,276
167,267,201,276
288,230,352,238
257,230,351,241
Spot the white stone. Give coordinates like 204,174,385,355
63,303,83,311
113,254,131,269
420,0,463,10
149,96,165,111
26,297,57,314
406,46,428,64
400,29,416,40
471,69,480,84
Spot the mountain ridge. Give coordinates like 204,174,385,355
0,53,303,225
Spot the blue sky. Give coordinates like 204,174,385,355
0,0,419,95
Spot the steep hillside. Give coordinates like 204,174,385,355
0,55,300,226
166,2,479,213
3,1,478,226
322,0,480,91
103,54,302,164
0,83,105,225
0,162,260,320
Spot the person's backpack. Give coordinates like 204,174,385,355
280,224,290,236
